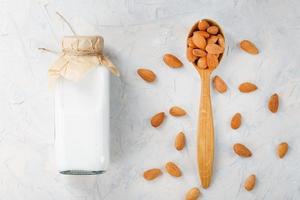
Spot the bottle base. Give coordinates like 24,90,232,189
60,170,106,175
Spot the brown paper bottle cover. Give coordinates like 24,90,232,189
48,36,119,87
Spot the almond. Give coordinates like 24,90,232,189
192,32,207,50
197,57,207,69
233,143,252,157
187,47,197,62
207,35,219,44
198,20,210,31
165,162,182,177
192,49,207,57
277,142,288,159
207,26,219,34
169,106,186,117
213,75,227,93
217,34,225,48
188,37,197,48
198,31,210,38
244,174,256,191
207,54,219,69
175,132,185,151
185,187,201,200
231,113,242,129
268,93,279,113
137,68,156,82
143,168,162,181
239,82,258,93
163,54,183,68
240,40,259,55
151,112,165,128
206,43,224,54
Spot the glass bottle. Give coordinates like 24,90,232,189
49,36,118,175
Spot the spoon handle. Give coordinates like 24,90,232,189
198,70,214,189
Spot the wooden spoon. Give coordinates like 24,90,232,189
186,19,226,188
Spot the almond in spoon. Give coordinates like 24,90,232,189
198,20,210,31
206,43,224,54
198,31,210,38
192,31,207,50
197,57,207,69
233,143,252,157
268,93,279,113
188,37,197,48
240,40,259,55
244,174,256,191
206,54,219,69
207,35,219,44
143,168,162,181
192,49,207,57
213,75,227,93
217,34,225,48
239,82,257,93
151,112,165,127
137,68,156,82
187,47,198,62
163,54,183,68
207,26,219,34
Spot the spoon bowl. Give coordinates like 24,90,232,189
187,18,226,73
186,19,226,188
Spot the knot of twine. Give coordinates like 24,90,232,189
40,12,120,89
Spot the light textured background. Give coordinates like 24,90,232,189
0,0,300,199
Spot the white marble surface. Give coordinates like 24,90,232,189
0,0,300,199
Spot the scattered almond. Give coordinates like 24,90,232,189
213,75,227,93
198,31,210,38
239,82,258,93
231,113,242,129
185,187,201,200
206,54,219,69
175,132,185,151
197,57,207,69
268,93,279,113
165,162,182,177
207,35,219,44
192,49,207,57
137,68,156,82
277,142,288,159
188,37,197,48
206,43,224,54
192,32,207,50
233,143,252,157
198,20,210,31
143,168,162,181
244,174,256,191
187,47,198,62
163,54,183,68
151,112,165,128
207,26,219,34
169,106,186,117
240,40,259,55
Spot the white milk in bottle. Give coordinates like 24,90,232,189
49,36,119,175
